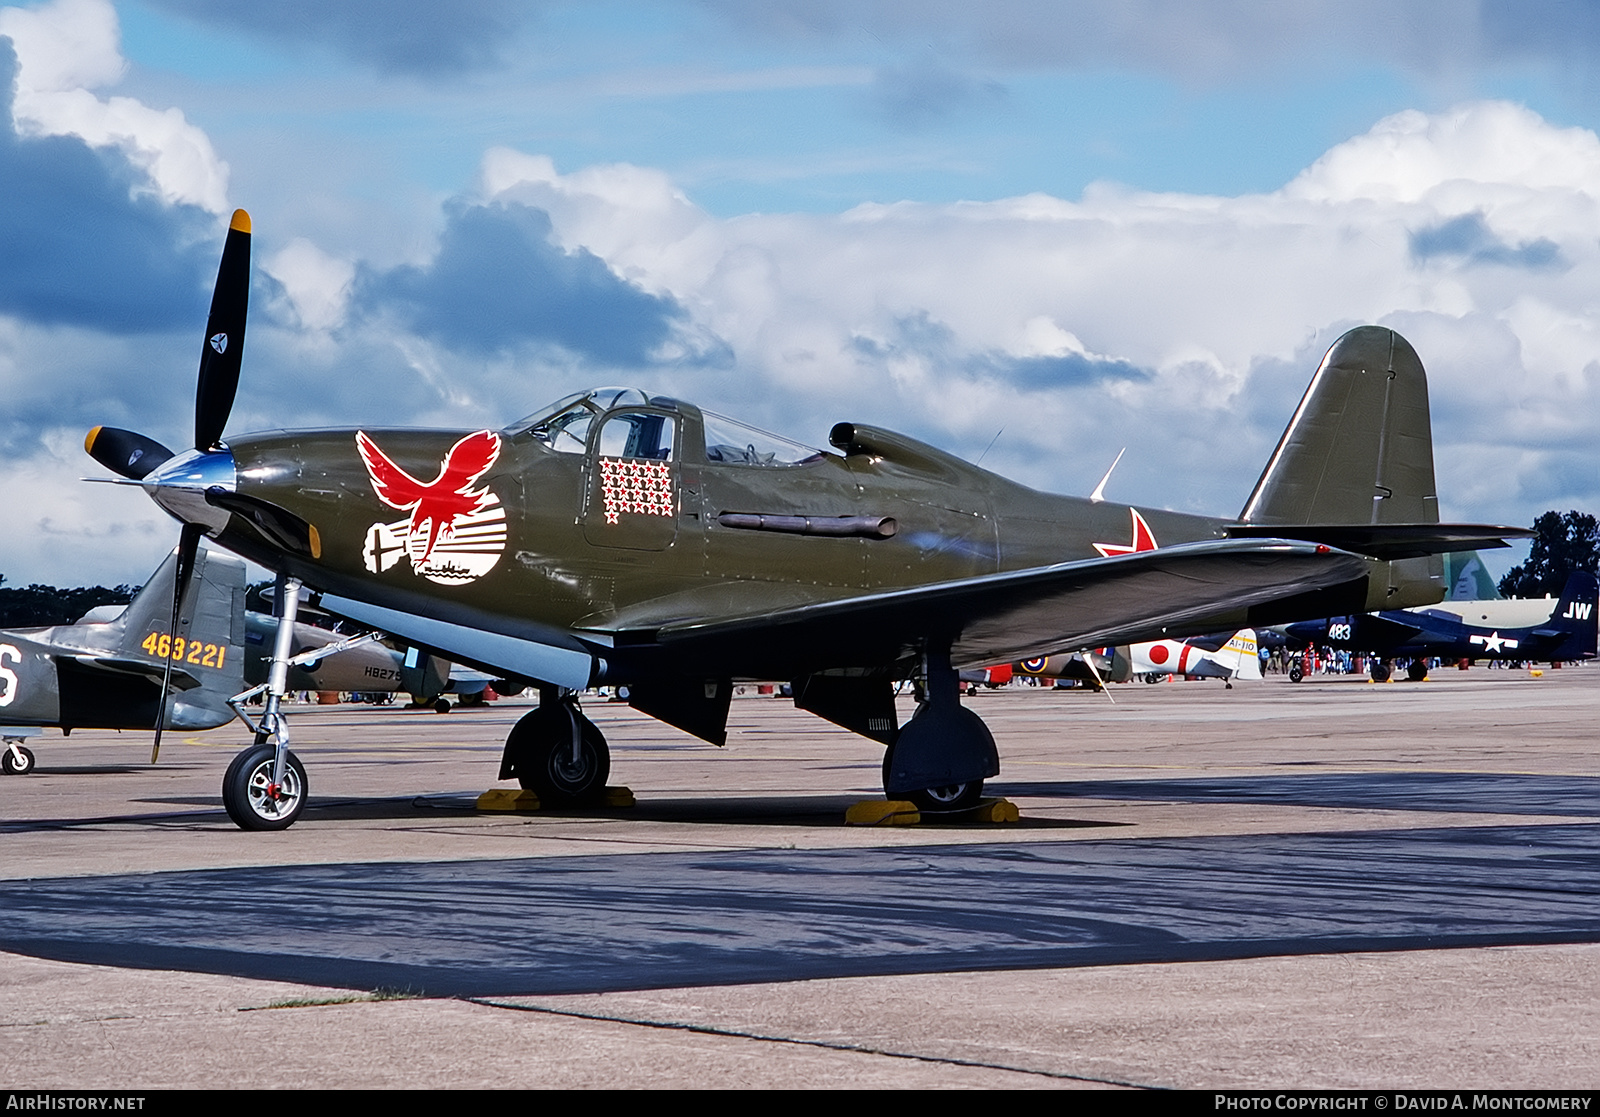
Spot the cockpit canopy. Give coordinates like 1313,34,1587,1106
505,387,825,467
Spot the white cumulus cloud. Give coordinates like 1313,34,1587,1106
460,101,1600,530
0,0,229,212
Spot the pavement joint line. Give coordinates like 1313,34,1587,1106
463,996,1148,1088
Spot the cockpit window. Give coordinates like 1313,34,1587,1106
542,406,596,454
702,411,824,467
599,413,675,461
506,387,658,450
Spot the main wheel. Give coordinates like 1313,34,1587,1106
1370,661,1392,683
222,744,308,831
909,780,984,812
2,745,36,775
881,742,986,812
1406,660,1428,682
506,706,609,805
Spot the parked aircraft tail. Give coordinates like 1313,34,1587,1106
94,546,248,728
1208,629,1263,681
1444,551,1499,600
1236,326,1442,607
1543,570,1598,660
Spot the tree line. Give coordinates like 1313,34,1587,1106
1496,510,1599,598
0,577,140,628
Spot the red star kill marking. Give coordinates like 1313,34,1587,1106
598,456,676,522
1093,508,1159,557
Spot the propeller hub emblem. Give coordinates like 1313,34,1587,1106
209,332,228,354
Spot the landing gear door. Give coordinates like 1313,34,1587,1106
583,411,679,551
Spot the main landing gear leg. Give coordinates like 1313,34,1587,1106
223,574,308,831
882,645,999,812
500,686,610,805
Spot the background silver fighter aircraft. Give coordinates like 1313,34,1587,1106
0,546,244,774
85,211,1529,828
0,546,454,775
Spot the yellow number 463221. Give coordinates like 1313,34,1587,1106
140,631,226,668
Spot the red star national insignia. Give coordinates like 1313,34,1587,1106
1093,508,1158,557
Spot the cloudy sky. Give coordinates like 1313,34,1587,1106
2,0,1598,587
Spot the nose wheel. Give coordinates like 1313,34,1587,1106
222,743,307,830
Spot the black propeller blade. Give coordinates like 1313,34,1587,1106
195,209,252,451
152,522,205,763
84,209,254,763
83,426,174,480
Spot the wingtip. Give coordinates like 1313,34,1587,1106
230,208,251,234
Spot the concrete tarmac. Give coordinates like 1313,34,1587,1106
1,669,1596,1089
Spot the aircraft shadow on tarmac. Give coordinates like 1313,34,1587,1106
3,792,1125,830
1,820,1596,998
992,772,1600,817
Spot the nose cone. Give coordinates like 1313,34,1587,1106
143,446,237,533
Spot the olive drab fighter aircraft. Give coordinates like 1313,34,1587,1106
84,210,1531,830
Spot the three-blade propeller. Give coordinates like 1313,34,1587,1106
86,210,252,761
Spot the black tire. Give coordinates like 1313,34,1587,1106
506,706,609,804
434,698,452,714
1406,660,1428,682
222,744,308,831
908,780,984,812
880,745,985,813
1288,662,1304,683
1371,661,1392,683
2,745,36,775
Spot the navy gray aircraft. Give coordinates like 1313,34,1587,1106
84,210,1530,828
0,546,244,774
1282,570,1597,682
0,546,453,775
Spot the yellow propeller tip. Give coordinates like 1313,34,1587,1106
230,209,251,233
84,426,102,453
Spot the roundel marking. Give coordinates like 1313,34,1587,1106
210,332,229,354
1021,657,1047,674
1148,644,1169,665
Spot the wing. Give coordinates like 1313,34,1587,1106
321,540,1367,688
355,431,426,510
557,538,1363,682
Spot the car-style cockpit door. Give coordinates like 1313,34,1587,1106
582,410,680,551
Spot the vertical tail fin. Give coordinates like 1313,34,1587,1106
111,545,247,725
1241,326,1443,606
1212,629,1263,680
1241,326,1439,526
1548,571,1598,658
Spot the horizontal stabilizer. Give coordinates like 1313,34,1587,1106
70,655,202,691
1225,522,1532,560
